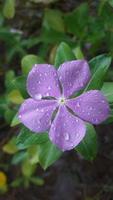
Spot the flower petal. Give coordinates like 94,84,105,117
27,64,61,99
58,60,91,97
67,90,110,125
49,106,86,151
18,98,58,132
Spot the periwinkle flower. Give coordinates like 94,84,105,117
18,60,110,151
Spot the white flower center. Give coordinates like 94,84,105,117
58,96,66,105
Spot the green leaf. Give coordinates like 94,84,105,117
75,123,98,161
103,109,113,124
109,0,113,7
7,76,27,98
64,3,89,38
11,151,27,165
38,140,62,169
101,82,113,103
27,146,39,164
8,89,24,104
3,0,15,19
16,127,48,150
54,42,75,67
3,137,18,154
22,159,36,177
84,54,112,91
30,177,44,186
21,54,44,75
11,113,20,127
4,108,16,124
5,70,15,89
74,46,84,59
43,9,65,32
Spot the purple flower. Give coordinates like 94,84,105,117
18,60,110,151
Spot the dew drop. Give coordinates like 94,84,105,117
35,94,42,100
89,106,93,111
64,133,69,141
48,86,51,90
46,92,50,96
76,118,79,122
76,102,80,108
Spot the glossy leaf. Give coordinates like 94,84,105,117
84,54,112,91
75,123,98,161
21,54,44,75
101,82,113,102
54,42,75,67
16,127,48,150
11,113,20,127
38,140,62,170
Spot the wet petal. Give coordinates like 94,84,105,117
27,64,61,99
67,90,110,125
58,60,91,97
49,106,86,151
18,98,58,132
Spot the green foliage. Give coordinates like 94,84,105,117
21,55,44,75
38,140,62,170
76,124,98,161
54,42,75,67
84,55,112,91
101,82,113,102
64,3,89,38
3,0,15,19
16,127,48,150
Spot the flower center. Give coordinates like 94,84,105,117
58,96,66,105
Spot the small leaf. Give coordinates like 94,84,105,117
30,177,44,186
74,46,84,59
3,0,15,19
4,108,16,124
11,151,27,165
54,42,75,67
64,3,89,37
11,113,20,127
38,140,62,170
22,159,36,177
43,9,65,32
84,54,112,91
8,89,24,104
101,82,113,103
103,109,113,124
16,127,48,150
75,123,98,161
21,54,44,75
3,137,18,154
8,76,27,98
5,70,15,89
27,146,39,164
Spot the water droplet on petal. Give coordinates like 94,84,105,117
48,86,51,90
76,102,80,108
89,106,93,110
35,94,42,100
64,133,69,141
